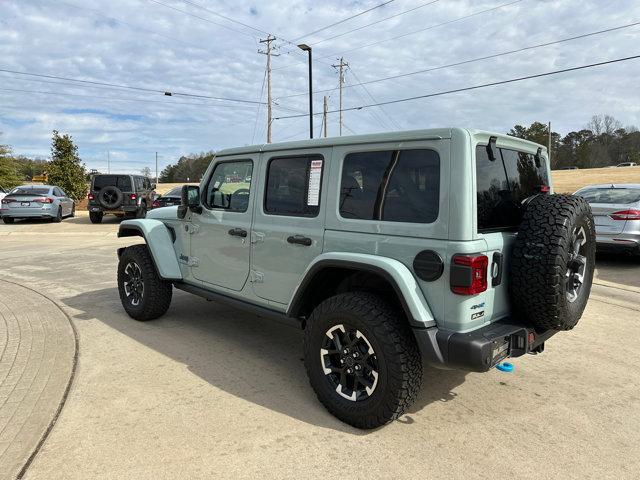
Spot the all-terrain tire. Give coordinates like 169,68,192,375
117,244,172,321
70,204,76,218
304,292,422,429
2,217,15,224
89,211,103,224
510,194,596,331
136,201,147,218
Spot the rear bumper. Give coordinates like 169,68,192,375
414,319,558,372
595,233,640,254
89,204,138,214
0,207,55,218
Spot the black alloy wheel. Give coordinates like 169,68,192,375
123,261,144,307
566,226,588,303
321,324,379,402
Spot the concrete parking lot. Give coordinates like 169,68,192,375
1,213,639,479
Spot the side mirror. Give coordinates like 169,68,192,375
178,185,201,219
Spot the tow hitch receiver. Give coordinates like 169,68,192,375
435,320,558,372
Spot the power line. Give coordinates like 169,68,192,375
274,54,640,120
0,68,265,105
144,0,259,39
58,0,240,62
0,87,260,110
177,0,270,36
276,20,640,100
291,0,396,42
251,66,268,144
310,0,440,47
274,0,523,71
348,67,401,130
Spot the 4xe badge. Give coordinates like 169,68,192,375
471,302,485,310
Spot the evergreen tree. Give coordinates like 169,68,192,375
0,141,22,188
47,130,87,200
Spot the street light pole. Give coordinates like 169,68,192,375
298,44,313,139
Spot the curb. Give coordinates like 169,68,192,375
0,278,80,480
593,278,640,294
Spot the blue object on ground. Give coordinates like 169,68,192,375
496,362,514,372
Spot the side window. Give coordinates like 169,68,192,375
264,156,323,217
52,188,61,197
204,160,253,212
58,188,67,197
339,149,440,223
135,177,144,191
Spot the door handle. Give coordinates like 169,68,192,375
228,228,248,238
287,235,312,246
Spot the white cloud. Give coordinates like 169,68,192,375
1,0,639,172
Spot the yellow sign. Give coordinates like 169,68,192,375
32,174,48,182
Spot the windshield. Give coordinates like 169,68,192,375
93,175,132,191
10,186,51,195
165,186,183,197
576,187,640,204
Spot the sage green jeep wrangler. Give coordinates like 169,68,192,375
116,128,595,429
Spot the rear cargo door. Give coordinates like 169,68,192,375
475,144,550,323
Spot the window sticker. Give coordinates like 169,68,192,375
307,159,323,206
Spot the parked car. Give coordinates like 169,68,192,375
115,128,595,429
0,186,6,204
559,166,579,170
1,185,75,224
574,183,640,255
616,162,638,167
87,174,155,223
153,186,183,208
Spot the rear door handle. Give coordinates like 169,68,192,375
228,228,248,238
287,235,312,246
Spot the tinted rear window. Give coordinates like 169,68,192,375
476,145,549,232
10,187,51,195
576,188,640,204
340,149,440,223
93,176,132,191
165,186,184,197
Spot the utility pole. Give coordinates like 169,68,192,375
323,96,328,138
155,152,158,184
107,150,110,174
259,35,279,143
332,57,348,136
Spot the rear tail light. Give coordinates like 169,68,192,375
88,193,95,200
610,210,640,221
450,254,489,295
130,193,137,200
1,198,12,204
539,185,550,193
31,197,53,203
152,200,160,208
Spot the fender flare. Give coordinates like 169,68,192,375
287,252,435,328
117,219,182,280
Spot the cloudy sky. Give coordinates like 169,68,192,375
1,0,639,174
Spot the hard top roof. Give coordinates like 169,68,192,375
216,128,546,157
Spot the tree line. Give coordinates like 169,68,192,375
509,114,640,169
1,131,88,200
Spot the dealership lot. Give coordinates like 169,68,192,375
1,214,639,479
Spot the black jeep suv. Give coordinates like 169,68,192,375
88,174,155,224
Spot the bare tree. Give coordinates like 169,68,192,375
140,166,152,177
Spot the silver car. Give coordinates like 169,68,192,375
574,183,640,255
1,185,75,224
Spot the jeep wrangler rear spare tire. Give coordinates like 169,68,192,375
510,194,596,331
99,185,124,209
118,244,173,321
303,292,422,429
